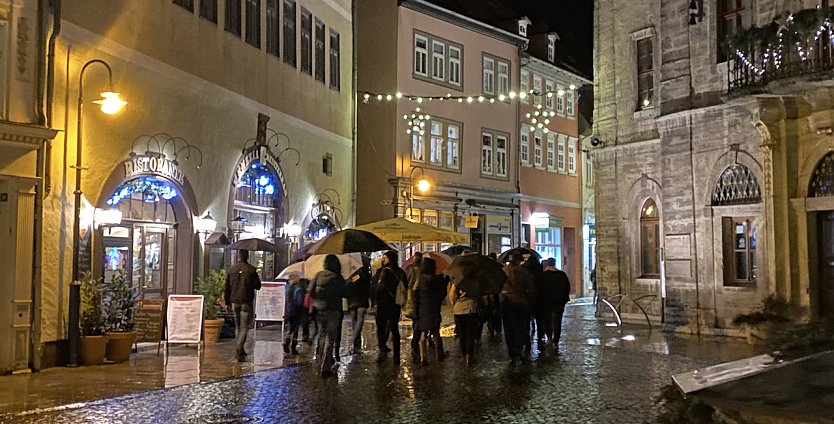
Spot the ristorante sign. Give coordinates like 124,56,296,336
123,155,185,185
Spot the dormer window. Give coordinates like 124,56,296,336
547,35,556,62
518,17,530,37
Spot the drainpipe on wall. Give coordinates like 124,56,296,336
350,0,357,227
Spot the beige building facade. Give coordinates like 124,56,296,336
356,0,525,254
594,0,834,332
3,0,354,373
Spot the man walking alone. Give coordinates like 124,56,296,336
224,249,262,362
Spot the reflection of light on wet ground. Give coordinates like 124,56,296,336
587,338,601,345
605,322,618,327
402,368,416,399
621,335,636,341
164,354,200,388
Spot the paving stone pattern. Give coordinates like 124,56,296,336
2,306,758,424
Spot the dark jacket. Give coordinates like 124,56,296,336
501,263,535,310
224,261,262,304
284,282,305,317
346,266,371,309
372,264,407,309
536,269,571,312
309,255,345,312
414,273,446,332
552,269,571,309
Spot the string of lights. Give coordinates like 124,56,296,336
360,84,577,105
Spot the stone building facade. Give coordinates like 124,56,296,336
593,0,834,332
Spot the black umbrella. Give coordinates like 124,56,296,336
291,238,322,262
305,229,392,255
497,247,541,264
441,245,472,257
445,254,507,296
227,238,276,252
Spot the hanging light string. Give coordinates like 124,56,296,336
360,85,576,105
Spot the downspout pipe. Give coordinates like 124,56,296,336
351,0,357,227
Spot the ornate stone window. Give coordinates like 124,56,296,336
810,152,834,197
711,164,761,205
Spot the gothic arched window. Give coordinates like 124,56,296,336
810,152,834,197
640,199,660,277
711,164,761,206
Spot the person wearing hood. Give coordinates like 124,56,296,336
309,254,346,377
283,274,305,356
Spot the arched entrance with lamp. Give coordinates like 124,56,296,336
229,143,289,280
95,148,200,299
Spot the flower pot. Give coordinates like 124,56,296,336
105,331,136,363
80,335,107,365
203,319,224,343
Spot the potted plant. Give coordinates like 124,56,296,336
195,269,227,343
732,294,795,345
79,272,107,365
102,270,138,362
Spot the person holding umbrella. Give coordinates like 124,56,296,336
308,254,346,377
501,253,535,365
371,250,408,365
224,249,262,362
413,257,447,365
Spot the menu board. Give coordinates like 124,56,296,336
255,282,285,322
134,299,165,343
166,295,204,344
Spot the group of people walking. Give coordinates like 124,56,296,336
223,247,572,377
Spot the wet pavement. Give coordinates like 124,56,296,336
0,302,762,423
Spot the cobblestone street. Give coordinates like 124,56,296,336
0,304,760,424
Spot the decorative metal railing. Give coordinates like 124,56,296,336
728,8,834,94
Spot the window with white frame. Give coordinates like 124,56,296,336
534,131,543,167
429,121,444,165
547,37,555,61
447,123,460,169
520,126,529,164
483,57,495,95
568,137,577,174
481,133,493,174
566,88,575,116
533,74,542,104
432,41,445,80
497,61,509,95
412,133,424,162
546,133,555,170
557,134,566,172
585,154,593,186
556,86,565,114
496,135,507,177
520,69,529,103
545,80,554,109
414,35,428,76
449,46,461,86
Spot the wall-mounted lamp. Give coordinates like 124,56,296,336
194,212,217,235
93,208,122,228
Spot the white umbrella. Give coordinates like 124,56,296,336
277,253,363,280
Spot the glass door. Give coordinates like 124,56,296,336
131,224,176,299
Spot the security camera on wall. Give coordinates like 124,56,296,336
590,136,605,148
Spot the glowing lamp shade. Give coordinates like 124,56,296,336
94,208,123,228
93,91,127,115
194,213,218,234
283,221,302,238
416,179,431,193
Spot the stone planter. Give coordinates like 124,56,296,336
80,335,107,365
105,331,136,363
203,319,224,343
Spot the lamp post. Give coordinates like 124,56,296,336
68,59,127,367
406,166,431,221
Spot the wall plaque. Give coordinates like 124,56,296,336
665,234,691,259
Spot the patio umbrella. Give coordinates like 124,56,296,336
497,246,541,264
441,245,473,257
354,217,468,244
227,238,276,252
444,254,507,296
402,251,452,274
305,228,393,255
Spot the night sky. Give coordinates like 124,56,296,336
513,0,594,77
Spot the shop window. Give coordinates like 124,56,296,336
225,0,241,36
200,0,217,22
640,199,660,277
266,0,279,55
329,30,340,90
535,226,562,269
234,160,282,280
283,0,296,67
315,19,326,82
245,0,260,47
300,8,312,74
722,217,757,286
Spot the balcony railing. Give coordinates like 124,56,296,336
728,9,834,94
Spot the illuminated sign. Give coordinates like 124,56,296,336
123,155,185,185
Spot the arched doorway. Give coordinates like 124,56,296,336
810,152,834,317
229,146,288,280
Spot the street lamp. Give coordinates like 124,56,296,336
406,166,431,220
69,59,126,367
194,212,218,237
283,221,302,263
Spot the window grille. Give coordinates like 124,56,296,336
810,152,834,197
711,164,761,205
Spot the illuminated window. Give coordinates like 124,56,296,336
640,199,660,277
